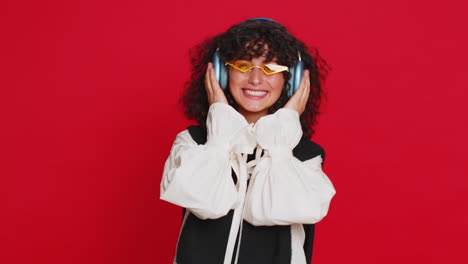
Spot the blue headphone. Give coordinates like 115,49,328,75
213,18,304,98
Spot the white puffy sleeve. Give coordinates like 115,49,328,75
160,103,252,220
243,108,336,226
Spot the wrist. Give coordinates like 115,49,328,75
206,103,249,141
254,108,303,150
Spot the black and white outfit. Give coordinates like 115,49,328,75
161,103,336,264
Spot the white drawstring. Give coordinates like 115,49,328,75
217,122,269,264
223,152,248,264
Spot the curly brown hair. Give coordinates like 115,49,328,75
180,19,329,139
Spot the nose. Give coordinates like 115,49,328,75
248,67,264,86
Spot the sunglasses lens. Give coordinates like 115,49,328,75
262,66,276,75
231,61,253,72
227,61,288,75
264,64,288,75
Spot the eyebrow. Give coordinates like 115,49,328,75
232,55,277,62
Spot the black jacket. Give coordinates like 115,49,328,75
175,125,325,264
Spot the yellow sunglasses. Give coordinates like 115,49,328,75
225,60,289,75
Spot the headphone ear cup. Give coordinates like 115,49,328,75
219,64,228,90
288,65,296,98
212,51,228,90
287,61,304,98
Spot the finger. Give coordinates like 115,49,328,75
210,65,222,96
296,70,310,114
287,73,304,101
208,62,228,104
284,70,310,113
285,74,302,107
301,71,311,112
301,70,310,101
293,70,309,98
207,63,213,91
205,63,213,102
289,70,306,106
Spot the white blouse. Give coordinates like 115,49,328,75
161,102,336,264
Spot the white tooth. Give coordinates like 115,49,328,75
244,90,267,96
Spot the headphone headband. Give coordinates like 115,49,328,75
248,17,277,22
213,18,304,98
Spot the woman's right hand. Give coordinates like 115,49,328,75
205,62,229,105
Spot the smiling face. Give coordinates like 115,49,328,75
228,56,285,123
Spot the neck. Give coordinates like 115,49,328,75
238,109,269,124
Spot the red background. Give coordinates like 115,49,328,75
2,0,468,263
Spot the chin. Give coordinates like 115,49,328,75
237,101,271,114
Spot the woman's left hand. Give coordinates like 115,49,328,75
284,69,310,115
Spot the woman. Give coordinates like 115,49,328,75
161,18,336,264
